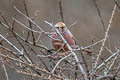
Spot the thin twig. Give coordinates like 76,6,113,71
0,19,49,50
94,4,117,68
27,44,50,72
51,54,71,73
93,0,105,32
104,49,120,74
96,74,114,80
0,34,23,55
37,43,65,58
0,45,20,57
48,53,72,78
0,12,10,28
0,50,9,80
12,18,42,34
80,52,90,79
0,15,33,64
12,18,59,41
92,49,120,74
0,53,62,79
16,70,46,79
114,0,120,10
2,62,9,80
14,6,46,34
44,21,89,80
59,0,64,22
113,64,120,79
23,0,36,45
81,39,105,50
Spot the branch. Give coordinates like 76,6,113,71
23,0,36,45
81,38,105,50
59,0,64,22
96,74,114,80
44,21,89,80
93,0,105,32
92,49,120,74
48,53,72,78
14,6,46,34
0,50,9,80
0,34,23,55
104,48,120,74
0,53,62,79
94,4,117,68
0,19,50,51
114,0,120,10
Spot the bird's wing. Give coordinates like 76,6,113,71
65,27,73,38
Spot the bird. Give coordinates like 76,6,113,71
50,22,76,55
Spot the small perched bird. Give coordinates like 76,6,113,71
50,22,76,55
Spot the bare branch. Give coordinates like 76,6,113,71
0,50,9,80
14,6,46,33
114,0,120,10
48,53,72,78
0,53,63,79
94,4,117,68
92,49,120,74
0,19,50,50
59,0,64,22
0,34,23,55
104,49,120,74
44,21,89,80
93,0,105,32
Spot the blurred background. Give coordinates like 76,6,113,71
0,0,120,80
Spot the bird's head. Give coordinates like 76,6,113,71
55,22,65,29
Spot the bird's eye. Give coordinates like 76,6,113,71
56,27,59,29
56,27,60,29
56,27,64,30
